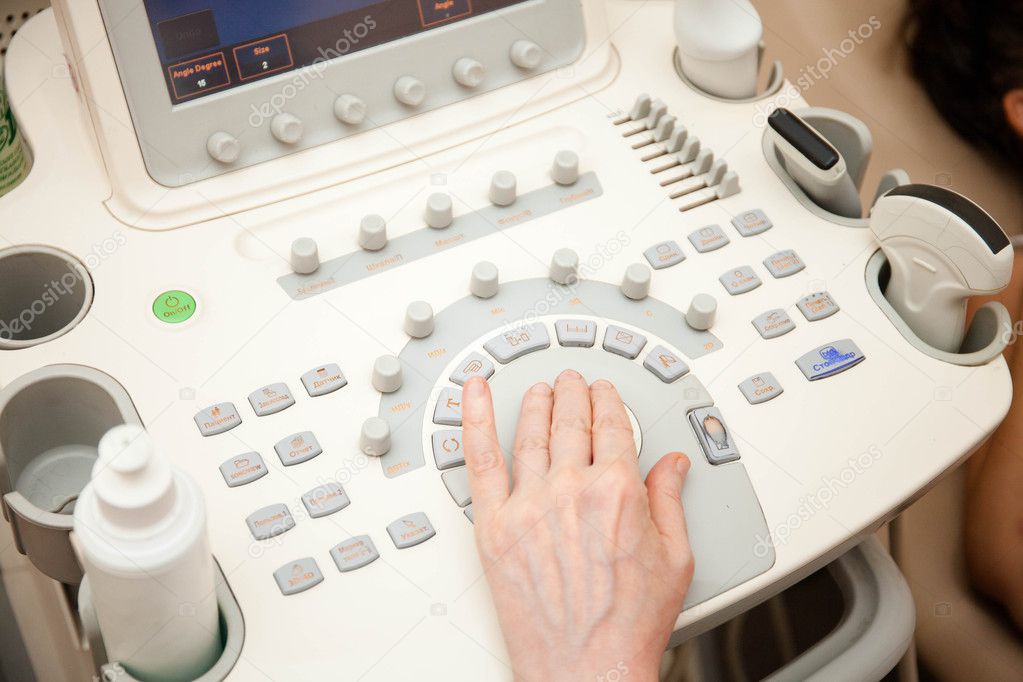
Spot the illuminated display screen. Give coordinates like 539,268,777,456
142,0,531,103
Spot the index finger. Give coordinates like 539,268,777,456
461,377,510,521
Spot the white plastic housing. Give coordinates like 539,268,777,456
767,123,862,219
871,190,1013,353
674,0,762,99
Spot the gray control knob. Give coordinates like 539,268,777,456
510,39,543,70
271,113,303,145
206,132,240,163
360,417,391,457
334,94,367,125
425,193,454,229
372,355,403,393
290,238,320,275
359,214,388,251
453,57,486,88
394,76,426,106
550,248,580,285
404,301,435,338
490,171,517,206
551,150,580,186
687,294,717,331
621,263,652,300
471,261,500,299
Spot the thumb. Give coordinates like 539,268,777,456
645,453,692,562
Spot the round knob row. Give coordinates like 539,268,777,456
207,42,544,161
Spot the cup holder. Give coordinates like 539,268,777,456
0,365,140,583
0,245,94,350
866,251,1011,366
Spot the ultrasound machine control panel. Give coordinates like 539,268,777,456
0,0,1013,680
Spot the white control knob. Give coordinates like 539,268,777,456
360,418,391,457
359,214,388,251
471,261,500,299
621,263,652,300
687,294,717,331
425,193,454,229
271,113,303,144
206,132,240,163
404,301,435,339
394,76,426,106
334,94,367,125
290,238,320,275
453,58,486,88
372,355,403,393
510,39,543,70
551,150,580,186
490,171,517,206
550,248,580,285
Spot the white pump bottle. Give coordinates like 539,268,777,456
73,425,221,682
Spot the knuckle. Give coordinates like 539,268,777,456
516,433,548,453
592,413,633,435
469,446,504,474
551,414,589,435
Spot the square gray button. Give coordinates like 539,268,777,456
732,209,773,237
450,352,495,386
194,403,241,437
301,364,347,397
246,503,296,541
330,535,379,573
556,319,597,348
432,429,465,469
719,266,762,295
797,292,840,321
644,241,686,269
248,383,295,417
301,483,351,519
433,388,463,426
688,225,730,253
387,512,437,549
442,467,472,507
219,452,268,488
273,557,323,596
484,324,550,364
689,407,740,465
643,346,690,383
274,431,322,467
763,250,805,278
738,373,784,405
796,339,865,381
752,309,796,339
603,325,647,359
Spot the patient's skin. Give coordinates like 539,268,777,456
461,371,694,681
965,254,1023,631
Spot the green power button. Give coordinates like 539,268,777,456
152,290,197,324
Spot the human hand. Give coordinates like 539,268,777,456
461,370,694,682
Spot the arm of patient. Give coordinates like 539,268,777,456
965,251,1023,631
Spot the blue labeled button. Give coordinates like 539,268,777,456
796,340,865,381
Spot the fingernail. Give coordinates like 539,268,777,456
675,454,690,475
557,369,582,382
530,382,553,395
591,379,613,390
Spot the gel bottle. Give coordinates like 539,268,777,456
73,425,220,681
